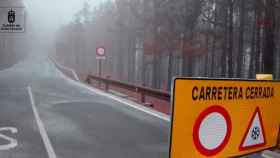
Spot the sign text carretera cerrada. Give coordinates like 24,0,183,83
192,86,274,101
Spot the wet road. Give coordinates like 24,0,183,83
0,57,169,158
0,56,264,158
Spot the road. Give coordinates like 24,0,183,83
0,56,264,158
0,56,169,158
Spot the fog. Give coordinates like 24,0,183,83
22,0,104,58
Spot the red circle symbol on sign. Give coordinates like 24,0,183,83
193,106,232,156
96,47,105,56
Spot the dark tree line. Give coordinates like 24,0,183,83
55,0,280,90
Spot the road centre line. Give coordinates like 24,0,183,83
27,86,57,158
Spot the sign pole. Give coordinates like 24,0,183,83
96,47,106,87
98,60,102,87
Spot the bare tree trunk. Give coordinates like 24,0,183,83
236,0,245,77
249,7,257,78
221,5,228,77
117,22,124,80
210,0,217,77
254,0,264,74
182,0,202,77
262,0,275,74
152,54,161,88
167,52,173,90
255,9,261,74
151,0,161,89
227,0,234,78
183,43,194,76
128,33,136,82
204,30,210,77
141,53,147,86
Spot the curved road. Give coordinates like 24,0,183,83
0,57,170,158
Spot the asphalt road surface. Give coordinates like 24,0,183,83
0,56,264,158
0,56,169,158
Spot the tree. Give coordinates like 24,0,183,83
55,0,280,92
262,0,276,74
236,0,245,77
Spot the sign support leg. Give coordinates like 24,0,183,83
98,60,102,87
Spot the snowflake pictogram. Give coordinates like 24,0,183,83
251,126,260,140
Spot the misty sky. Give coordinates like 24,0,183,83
24,0,104,28
22,0,106,53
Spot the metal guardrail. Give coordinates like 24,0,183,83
86,75,170,104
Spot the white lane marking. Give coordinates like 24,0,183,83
94,88,171,122
50,57,170,122
71,70,80,81
27,87,57,158
70,80,170,122
49,57,80,81
0,127,18,150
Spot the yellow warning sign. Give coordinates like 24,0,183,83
169,78,280,158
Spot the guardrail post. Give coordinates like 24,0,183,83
140,84,145,103
98,78,101,88
105,76,110,92
86,76,91,84
141,92,145,103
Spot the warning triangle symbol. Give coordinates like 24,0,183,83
239,107,266,151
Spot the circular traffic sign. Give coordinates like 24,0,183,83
193,106,232,156
96,47,105,56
